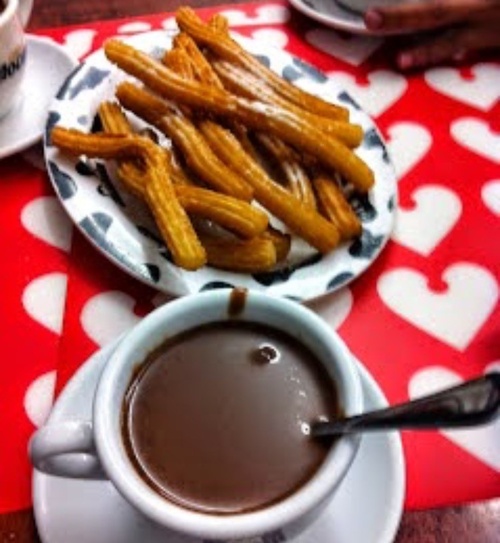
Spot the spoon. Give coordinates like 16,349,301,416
311,373,500,438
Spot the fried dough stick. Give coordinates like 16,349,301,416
169,32,223,88
99,100,276,271
169,35,317,211
175,7,349,122
104,39,374,192
100,81,252,201
149,101,252,201
313,172,362,240
98,102,275,270
197,232,277,273
51,126,207,271
98,101,268,239
254,133,317,209
211,60,363,149
116,82,341,253
197,119,342,252
168,35,294,258
208,12,229,33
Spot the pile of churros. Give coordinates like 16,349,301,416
50,7,375,273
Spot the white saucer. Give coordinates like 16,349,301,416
0,35,77,160
33,341,406,543
289,0,384,35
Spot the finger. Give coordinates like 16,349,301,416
365,0,496,32
395,23,500,70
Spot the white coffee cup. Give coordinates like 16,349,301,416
30,288,364,541
0,0,33,118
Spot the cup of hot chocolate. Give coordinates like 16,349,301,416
30,288,364,541
0,0,33,118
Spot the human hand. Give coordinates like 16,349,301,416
364,0,500,70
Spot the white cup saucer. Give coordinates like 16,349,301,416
32,340,405,543
0,34,77,160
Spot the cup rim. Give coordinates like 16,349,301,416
94,288,363,540
0,0,18,27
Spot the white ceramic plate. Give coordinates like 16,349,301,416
0,35,77,160
44,30,396,300
289,0,373,34
33,340,406,543
288,0,408,35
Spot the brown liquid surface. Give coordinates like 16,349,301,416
122,321,340,514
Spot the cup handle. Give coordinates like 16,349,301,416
18,0,33,28
29,421,106,479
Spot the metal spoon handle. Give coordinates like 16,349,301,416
312,373,500,438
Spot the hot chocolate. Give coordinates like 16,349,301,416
122,320,341,515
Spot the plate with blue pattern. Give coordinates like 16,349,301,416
44,30,397,301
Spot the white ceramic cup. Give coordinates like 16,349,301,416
337,0,409,14
30,288,364,541
0,0,33,118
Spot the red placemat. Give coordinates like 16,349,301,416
1,0,499,515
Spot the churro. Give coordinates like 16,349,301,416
104,39,375,192
99,101,268,239
51,126,207,270
212,60,363,148
114,81,253,201
198,120,341,253
175,7,349,121
198,232,278,273
313,172,362,240
51,9,374,276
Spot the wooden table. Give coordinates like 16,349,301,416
2,0,498,541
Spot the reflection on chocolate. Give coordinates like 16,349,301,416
251,343,280,364
122,321,340,515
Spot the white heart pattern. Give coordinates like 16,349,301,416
481,180,500,216
81,291,143,347
250,28,289,49
385,122,432,180
217,4,291,26
451,118,500,164
21,196,73,252
327,70,407,117
22,273,68,335
306,287,353,330
392,185,462,256
61,29,98,60
409,364,500,471
117,21,153,34
305,28,382,67
24,371,56,428
425,63,500,111
377,263,499,351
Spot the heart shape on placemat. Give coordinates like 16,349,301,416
425,63,500,111
21,196,73,252
409,365,500,471
24,370,56,428
305,28,381,67
60,29,97,60
392,185,462,256
250,28,289,49
22,273,68,335
307,287,353,330
327,70,407,116
218,4,290,26
482,180,500,216
451,118,500,164
81,291,143,347
377,263,499,351
385,122,432,180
